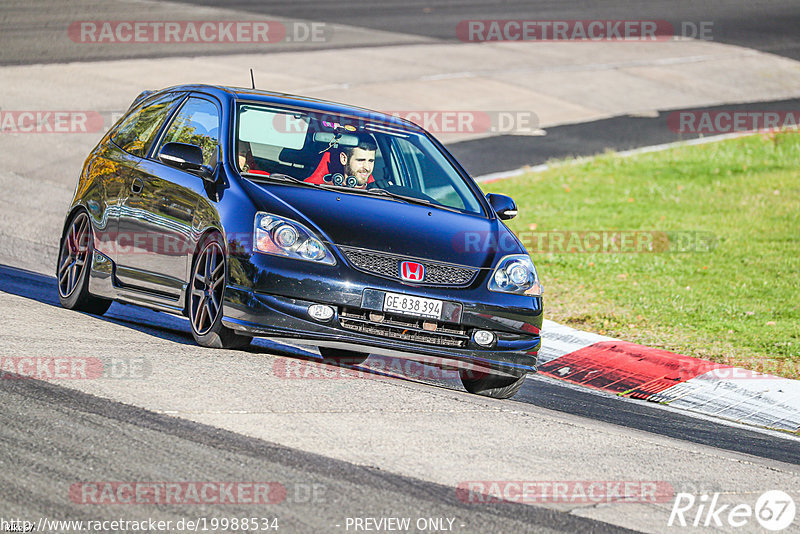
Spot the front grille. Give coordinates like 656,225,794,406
339,246,479,287
339,308,469,348
341,248,397,278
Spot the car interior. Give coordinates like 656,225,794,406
236,106,480,213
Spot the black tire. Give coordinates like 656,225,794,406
460,368,527,399
56,210,112,315
188,233,252,349
319,347,369,365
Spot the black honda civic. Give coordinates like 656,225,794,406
57,84,543,399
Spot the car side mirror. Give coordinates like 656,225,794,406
158,142,214,182
486,193,518,220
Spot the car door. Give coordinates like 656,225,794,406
98,92,183,265
115,94,222,300
111,92,185,292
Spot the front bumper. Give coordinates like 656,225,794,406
222,281,541,376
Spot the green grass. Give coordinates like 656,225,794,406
485,132,800,378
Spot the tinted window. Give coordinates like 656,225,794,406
112,92,183,157
235,103,485,215
391,136,472,211
157,97,221,167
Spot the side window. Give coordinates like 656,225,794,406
157,97,221,167
390,136,477,212
396,140,426,190
111,92,183,158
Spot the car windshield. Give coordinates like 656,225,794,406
235,103,485,215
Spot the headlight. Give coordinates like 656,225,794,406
254,212,335,265
488,254,543,296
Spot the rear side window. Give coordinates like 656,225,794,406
111,92,183,157
156,97,221,167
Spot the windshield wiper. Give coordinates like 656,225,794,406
324,186,420,205
365,188,461,213
362,187,422,202
243,172,320,188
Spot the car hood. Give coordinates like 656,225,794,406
248,182,521,269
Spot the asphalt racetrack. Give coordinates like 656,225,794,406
2,264,799,532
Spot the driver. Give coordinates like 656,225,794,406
238,140,270,176
305,132,377,188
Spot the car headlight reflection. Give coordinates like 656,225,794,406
274,224,299,249
254,212,335,265
508,262,530,286
488,254,543,296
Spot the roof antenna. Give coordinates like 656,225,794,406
250,69,256,89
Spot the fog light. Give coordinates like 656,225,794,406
308,304,335,321
473,330,495,347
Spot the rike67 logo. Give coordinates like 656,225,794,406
669,490,796,531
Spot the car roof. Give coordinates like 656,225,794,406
156,84,424,132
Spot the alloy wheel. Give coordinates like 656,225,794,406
190,240,226,336
58,212,91,298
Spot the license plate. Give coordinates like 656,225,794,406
383,292,443,319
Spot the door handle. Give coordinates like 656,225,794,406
131,178,144,194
